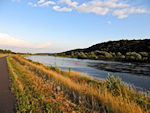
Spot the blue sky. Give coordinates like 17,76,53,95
0,0,150,53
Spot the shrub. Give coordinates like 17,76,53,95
139,52,149,61
95,51,113,59
105,75,127,96
77,52,87,59
88,52,98,59
139,52,148,57
117,52,122,56
126,52,142,61
111,52,116,57
119,55,125,59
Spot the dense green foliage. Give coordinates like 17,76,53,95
54,39,150,62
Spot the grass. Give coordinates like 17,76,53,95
0,54,9,58
7,55,150,113
7,56,82,112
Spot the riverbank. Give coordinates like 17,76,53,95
52,53,150,64
7,55,150,112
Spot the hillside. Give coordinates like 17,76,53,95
62,39,150,54
55,39,150,62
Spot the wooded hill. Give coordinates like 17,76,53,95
55,39,150,62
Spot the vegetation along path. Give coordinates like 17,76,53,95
0,57,16,113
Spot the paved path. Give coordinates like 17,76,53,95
0,57,16,113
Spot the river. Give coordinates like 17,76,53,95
26,56,150,92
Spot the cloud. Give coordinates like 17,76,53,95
39,1,56,7
59,0,78,7
28,2,37,7
53,6,72,12
0,33,51,49
25,0,149,19
0,33,70,53
38,0,45,4
77,0,148,18
76,0,131,15
77,3,109,15
36,43,51,48
113,7,147,19
88,0,130,9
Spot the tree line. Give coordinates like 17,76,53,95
53,39,150,62
0,49,14,54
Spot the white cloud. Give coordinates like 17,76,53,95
28,2,37,7
38,0,45,4
25,0,149,19
39,1,56,7
0,33,51,48
77,3,109,15
77,0,148,18
76,0,129,15
113,7,147,19
53,6,72,12
60,0,78,7
0,33,73,53
89,0,129,8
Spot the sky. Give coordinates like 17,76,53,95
0,0,150,53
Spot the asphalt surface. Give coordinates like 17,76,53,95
0,57,16,113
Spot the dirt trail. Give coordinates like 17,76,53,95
0,57,16,113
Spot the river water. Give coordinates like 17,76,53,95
26,56,150,92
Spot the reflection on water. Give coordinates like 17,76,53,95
26,56,150,92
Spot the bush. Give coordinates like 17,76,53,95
139,52,148,57
95,51,113,59
117,52,122,56
111,52,116,57
116,52,125,59
89,52,98,59
77,52,87,59
139,52,149,61
126,52,142,61
105,75,127,96
119,55,125,59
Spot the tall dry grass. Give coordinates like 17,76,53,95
7,56,82,112
10,55,147,113
24,55,150,113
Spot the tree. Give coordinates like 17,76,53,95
126,52,142,61
139,52,149,61
95,51,113,59
89,52,98,59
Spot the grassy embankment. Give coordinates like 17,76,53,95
7,55,150,113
